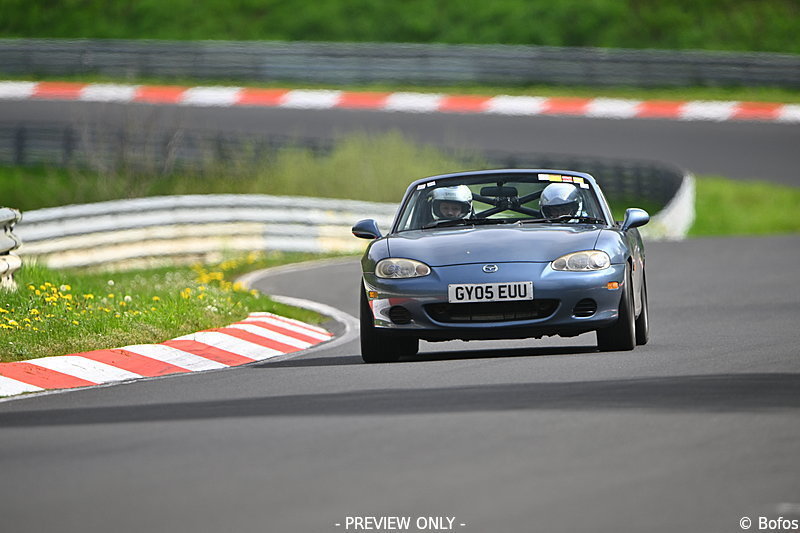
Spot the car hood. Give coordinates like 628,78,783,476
386,225,603,266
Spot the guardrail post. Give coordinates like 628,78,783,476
0,207,23,292
14,125,26,166
62,125,75,166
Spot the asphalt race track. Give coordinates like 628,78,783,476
1,101,799,533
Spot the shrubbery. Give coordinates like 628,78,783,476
1,0,798,54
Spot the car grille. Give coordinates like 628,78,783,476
425,300,558,323
573,299,597,318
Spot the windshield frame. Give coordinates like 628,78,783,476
390,170,613,234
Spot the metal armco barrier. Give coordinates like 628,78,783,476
15,195,395,269
0,207,23,290
1,39,799,88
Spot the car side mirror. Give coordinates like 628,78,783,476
621,208,650,231
352,219,382,240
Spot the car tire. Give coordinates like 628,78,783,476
359,285,418,363
635,271,650,346
596,265,636,352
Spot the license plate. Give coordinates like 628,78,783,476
448,282,533,303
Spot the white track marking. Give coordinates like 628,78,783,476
224,323,312,349
80,84,138,102
0,376,44,397
0,81,37,99
485,95,548,115
280,90,342,109
586,98,642,119
680,101,738,121
122,344,228,371
172,331,284,360
240,316,332,341
27,356,142,383
777,104,800,123
384,92,444,113
180,87,243,106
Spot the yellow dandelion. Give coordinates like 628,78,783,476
72,320,79,326
152,296,160,302
83,294,95,300
0,307,8,314
107,293,115,299
60,284,71,292
29,309,40,315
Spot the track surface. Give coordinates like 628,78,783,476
1,236,799,533
1,101,799,532
2,99,799,184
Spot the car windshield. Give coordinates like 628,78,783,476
394,173,607,232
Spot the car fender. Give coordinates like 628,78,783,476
594,229,631,264
362,238,390,274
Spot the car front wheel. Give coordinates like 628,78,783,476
359,285,419,363
596,265,636,352
635,271,650,346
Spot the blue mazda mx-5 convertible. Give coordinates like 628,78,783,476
352,169,651,363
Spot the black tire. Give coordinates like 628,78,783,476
596,265,636,352
635,271,650,346
359,286,418,363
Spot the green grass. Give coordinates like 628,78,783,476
0,250,337,362
1,0,799,54
690,176,800,236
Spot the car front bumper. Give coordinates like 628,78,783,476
363,262,626,342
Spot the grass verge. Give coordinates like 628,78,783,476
0,250,341,362
690,176,800,236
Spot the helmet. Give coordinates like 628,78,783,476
431,185,473,220
540,183,582,219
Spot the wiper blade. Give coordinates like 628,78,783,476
422,219,471,229
519,215,606,224
422,218,516,229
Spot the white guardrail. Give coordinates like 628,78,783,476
14,176,694,271
15,195,395,270
1,207,23,289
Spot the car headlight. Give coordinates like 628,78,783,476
375,258,431,279
551,251,611,271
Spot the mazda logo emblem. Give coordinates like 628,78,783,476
483,264,499,273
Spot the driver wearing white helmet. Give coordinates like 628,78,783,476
431,185,473,220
